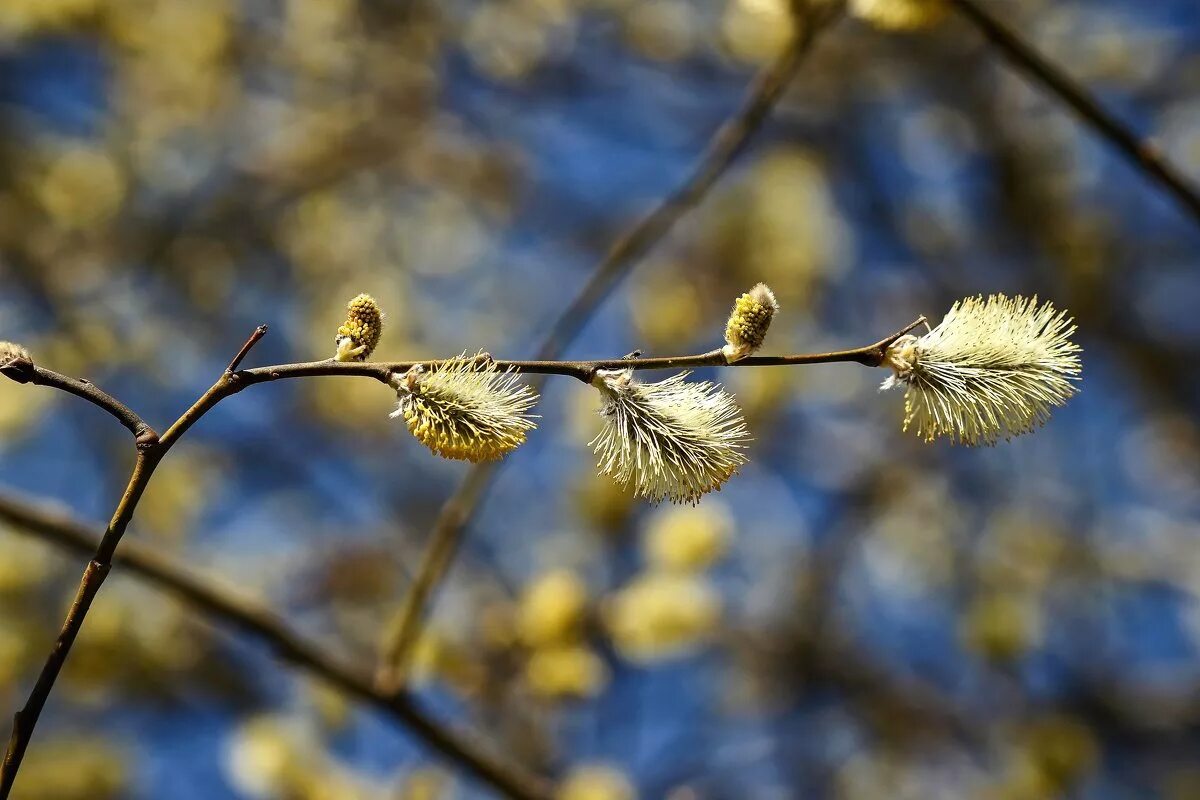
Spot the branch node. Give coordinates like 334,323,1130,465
135,428,161,452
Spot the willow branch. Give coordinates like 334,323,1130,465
373,1,846,693
947,0,1200,228
0,451,156,797
0,358,157,444
0,491,552,800
0,327,268,798
234,317,928,388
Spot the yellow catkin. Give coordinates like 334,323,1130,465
723,282,778,362
334,293,383,361
391,353,538,462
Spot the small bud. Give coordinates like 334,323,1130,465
591,369,749,504
881,294,1081,445
722,283,778,362
334,294,383,362
849,0,947,31
391,353,538,462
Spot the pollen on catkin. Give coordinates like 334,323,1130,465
723,283,778,362
390,352,538,462
334,293,383,361
849,0,947,30
881,294,1081,446
591,369,750,505
0,342,30,366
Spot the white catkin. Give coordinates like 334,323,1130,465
881,294,1081,445
591,369,750,504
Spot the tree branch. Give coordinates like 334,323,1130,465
0,358,157,444
947,0,1200,228
235,316,927,389
0,328,266,797
0,491,552,799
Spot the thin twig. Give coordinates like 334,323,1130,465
1,330,264,797
0,451,156,797
373,2,846,692
0,491,552,800
227,325,270,374
236,317,925,389
946,0,1200,228
0,358,157,443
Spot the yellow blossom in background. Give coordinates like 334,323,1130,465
518,569,589,647
623,0,696,62
134,446,224,543
525,644,609,699
66,585,204,691
30,146,127,231
302,676,352,733
224,715,316,799
642,501,733,572
0,0,98,38
961,591,1043,664
398,767,453,800
627,267,702,351
557,764,637,800
405,629,485,695
0,625,32,688
15,737,127,800
573,468,637,536
604,571,721,662
721,0,794,64
849,0,948,31
0,530,54,594
1021,715,1098,792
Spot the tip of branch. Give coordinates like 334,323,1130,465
226,325,270,374
0,357,34,385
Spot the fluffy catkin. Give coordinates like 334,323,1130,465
591,369,749,504
723,283,778,362
0,341,30,366
881,294,1081,445
334,293,383,361
391,353,538,462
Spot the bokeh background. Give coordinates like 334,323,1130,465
2,0,1200,797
